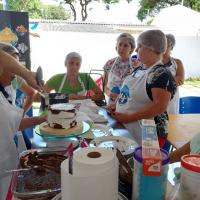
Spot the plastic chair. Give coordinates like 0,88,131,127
179,96,200,114
89,69,107,106
89,69,105,92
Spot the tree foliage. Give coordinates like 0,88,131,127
43,5,71,20
64,0,132,21
137,0,200,21
8,0,42,18
63,0,77,21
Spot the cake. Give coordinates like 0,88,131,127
47,103,77,129
15,151,67,197
20,151,66,173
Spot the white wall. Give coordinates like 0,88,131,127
30,31,120,80
30,31,200,80
172,36,200,78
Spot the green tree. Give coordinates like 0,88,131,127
64,0,132,21
43,5,71,20
8,0,42,19
63,0,77,21
0,3,3,10
137,0,200,21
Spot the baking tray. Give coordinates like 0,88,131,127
51,192,128,200
12,147,68,200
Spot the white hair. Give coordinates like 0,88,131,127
137,30,167,54
64,52,82,66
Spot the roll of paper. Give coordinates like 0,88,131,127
73,147,115,176
61,147,118,200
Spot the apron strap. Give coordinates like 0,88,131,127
0,83,12,104
58,74,86,95
78,75,86,96
58,74,67,93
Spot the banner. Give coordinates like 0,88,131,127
0,11,31,69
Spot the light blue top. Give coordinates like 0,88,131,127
190,132,200,154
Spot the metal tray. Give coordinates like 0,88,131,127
12,147,68,199
51,192,128,200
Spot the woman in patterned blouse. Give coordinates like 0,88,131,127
108,30,177,148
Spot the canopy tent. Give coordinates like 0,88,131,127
153,5,200,36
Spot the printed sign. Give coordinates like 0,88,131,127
0,11,31,69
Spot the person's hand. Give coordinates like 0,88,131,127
39,115,47,124
23,70,43,92
106,103,116,115
176,77,184,86
69,94,85,100
111,112,133,123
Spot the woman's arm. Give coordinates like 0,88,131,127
175,58,185,86
103,72,110,97
0,50,41,91
91,87,105,101
111,88,171,123
85,74,105,101
169,142,190,163
19,115,46,131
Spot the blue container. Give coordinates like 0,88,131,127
133,147,169,200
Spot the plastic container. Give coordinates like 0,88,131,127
179,154,200,200
132,147,169,200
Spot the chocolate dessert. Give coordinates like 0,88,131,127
47,103,77,129
20,151,66,173
14,151,67,197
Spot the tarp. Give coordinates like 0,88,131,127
153,5,200,36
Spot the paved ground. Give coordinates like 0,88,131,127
179,84,200,97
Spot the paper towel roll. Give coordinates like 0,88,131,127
61,147,118,200
73,147,115,176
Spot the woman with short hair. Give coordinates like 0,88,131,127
108,30,177,147
43,52,104,101
103,33,136,103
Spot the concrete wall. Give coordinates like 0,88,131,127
30,31,200,80
172,36,200,78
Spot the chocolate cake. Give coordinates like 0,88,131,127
20,151,66,173
47,103,77,129
15,151,67,196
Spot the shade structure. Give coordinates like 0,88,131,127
153,5,200,36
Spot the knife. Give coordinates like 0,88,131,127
36,66,43,86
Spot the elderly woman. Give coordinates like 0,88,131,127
103,33,136,103
0,49,44,200
108,30,177,148
162,34,185,114
43,52,104,101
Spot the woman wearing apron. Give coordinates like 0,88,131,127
163,33,185,114
0,93,23,199
0,49,42,200
108,30,176,148
0,44,36,115
103,33,136,103
42,52,103,101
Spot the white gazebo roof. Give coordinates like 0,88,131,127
153,5,200,36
